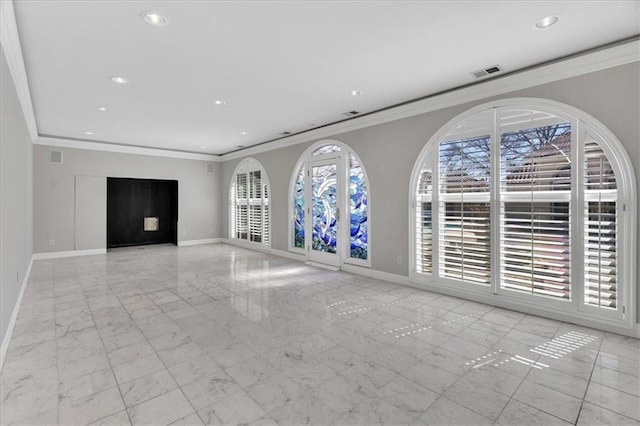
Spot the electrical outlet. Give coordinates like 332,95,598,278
49,239,55,246
396,256,402,264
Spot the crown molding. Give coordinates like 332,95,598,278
0,0,38,141
221,38,640,162
3,0,638,161
35,136,222,162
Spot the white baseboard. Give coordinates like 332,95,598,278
253,246,409,283
406,277,640,338
305,261,340,271
222,240,314,264
221,238,277,255
34,241,224,254
29,243,640,338
0,256,33,370
266,248,307,262
32,248,106,260
221,240,311,263
178,238,222,247
341,263,410,286
220,244,640,337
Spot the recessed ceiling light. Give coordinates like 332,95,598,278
350,90,361,96
140,11,169,26
84,131,94,135
214,100,226,105
241,131,248,135
110,76,129,84
97,106,109,112
201,146,206,149
535,16,559,28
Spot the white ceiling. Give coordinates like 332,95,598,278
13,1,640,155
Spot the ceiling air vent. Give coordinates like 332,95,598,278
50,150,63,164
342,110,360,117
472,65,503,79
206,164,214,174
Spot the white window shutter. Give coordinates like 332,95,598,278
584,138,617,309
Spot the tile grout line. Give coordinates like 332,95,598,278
84,262,137,426
53,265,62,426
117,270,256,425
7,245,637,425
501,324,599,425
141,311,221,424
107,272,185,416
459,304,529,423
573,331,605,425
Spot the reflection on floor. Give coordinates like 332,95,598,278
1,244,639,425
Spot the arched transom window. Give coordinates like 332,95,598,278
230,158,270,246
411,99,636,329
290,141,369,267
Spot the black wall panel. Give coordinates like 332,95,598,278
107,178,178,248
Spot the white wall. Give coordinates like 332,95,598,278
221,62,640,325
0,45,33,353
74,175,106,250
33,146,222,253
17,51,640,333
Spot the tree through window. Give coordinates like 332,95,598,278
412,101,635,327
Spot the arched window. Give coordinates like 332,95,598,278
290,140,370,267
230,158,270,246
411,99,636,330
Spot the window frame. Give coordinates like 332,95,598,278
409,98,637,333
288,139,372,268
229,158,271,248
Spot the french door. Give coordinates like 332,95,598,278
306,157,342,267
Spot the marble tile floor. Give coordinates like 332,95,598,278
1,244,638,425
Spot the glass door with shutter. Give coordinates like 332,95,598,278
307,158,341,267
582,129,620,320
248,171,264,243
498,109,574,304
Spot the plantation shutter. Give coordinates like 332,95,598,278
416,169,433,274
236,173,248,240
499,116,572,300
413,104,630,325
249,171,263,243
263,184,270,245
439,135,491,285
230,180,237,239
501,202,571,298
584,137,617,309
